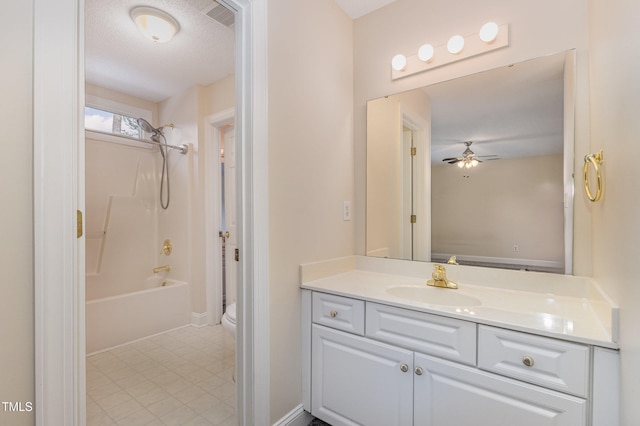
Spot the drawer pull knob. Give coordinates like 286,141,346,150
414,366,424,376
522,356,535,367
400,363,409,373
329,310,338,318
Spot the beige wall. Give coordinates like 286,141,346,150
366,90,430,259
205,75,235,116
354,0,593,275
432,155,564,267
0,1,35,425
588,0,640,423
268,0,354,421
86,83,159,121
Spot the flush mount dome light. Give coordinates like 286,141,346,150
131,6,180,43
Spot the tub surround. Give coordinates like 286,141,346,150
86,279,190,354
300,255,618,349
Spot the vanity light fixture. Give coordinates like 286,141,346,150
131,6,180,43
391,22,509,80
479,22,499,43
391,54,408,71
447,35,465,54
418,44,435,62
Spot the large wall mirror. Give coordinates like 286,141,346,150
366,50,575,274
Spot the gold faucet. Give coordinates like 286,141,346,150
446,255,459,265
153,265,171,273
427,264,458,289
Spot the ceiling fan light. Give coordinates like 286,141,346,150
131,6,180,43
457,162,464,168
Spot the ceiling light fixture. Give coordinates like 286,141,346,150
131,6,180,43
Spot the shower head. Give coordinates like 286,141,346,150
137,118,162,135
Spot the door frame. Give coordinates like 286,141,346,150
33,0,270,424
205,108,235,325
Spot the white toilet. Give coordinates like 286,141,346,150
222,302,236,338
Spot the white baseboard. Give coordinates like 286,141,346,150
191,312,208,327
272,404,313,426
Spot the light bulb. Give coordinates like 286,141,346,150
471,159,479,167
447,35,465,54
457,162,464,168
418,44,434,62
391,54,407,71
479,22,499,43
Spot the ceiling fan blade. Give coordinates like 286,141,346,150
477,154,498,158
442,157,459,162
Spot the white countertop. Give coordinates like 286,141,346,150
300,256,619,349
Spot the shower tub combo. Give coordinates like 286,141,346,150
85,119,193,355
86,277,190,354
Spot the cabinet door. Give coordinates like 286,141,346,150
312,324,413,426
413,353,586,426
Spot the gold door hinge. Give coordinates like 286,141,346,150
77,210,83,238
410,147,417,156
410,215,416,224
235,248,240,262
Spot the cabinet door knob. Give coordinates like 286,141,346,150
329,310,338,318
522,356,535,367
414,366,424,376
400,363,409,373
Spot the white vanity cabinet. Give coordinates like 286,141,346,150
303,290,618,426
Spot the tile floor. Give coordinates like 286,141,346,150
86,325,237,425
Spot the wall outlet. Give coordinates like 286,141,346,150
343,201,352,221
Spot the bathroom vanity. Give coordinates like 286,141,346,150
301,256,619,426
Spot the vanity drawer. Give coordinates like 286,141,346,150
312,292,365,335
478,325,590,397
366,302,477,365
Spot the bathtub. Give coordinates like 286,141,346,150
86,278,190,354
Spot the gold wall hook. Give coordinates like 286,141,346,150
584,150,604,202
161,239,173,256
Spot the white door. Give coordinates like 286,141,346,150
223,125,238,305
312,325,414,426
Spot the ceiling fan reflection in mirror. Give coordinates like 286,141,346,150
442,141,499,168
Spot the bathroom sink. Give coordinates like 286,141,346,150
387,285,481,306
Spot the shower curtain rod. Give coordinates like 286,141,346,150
87,129,189,154
139,137,189,154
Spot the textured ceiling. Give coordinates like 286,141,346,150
85,0,235,103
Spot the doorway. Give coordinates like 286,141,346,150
206,109,237,325
33,0,269,424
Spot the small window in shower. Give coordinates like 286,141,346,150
84,106,142,139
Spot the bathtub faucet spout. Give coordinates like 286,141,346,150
153,265,171,273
